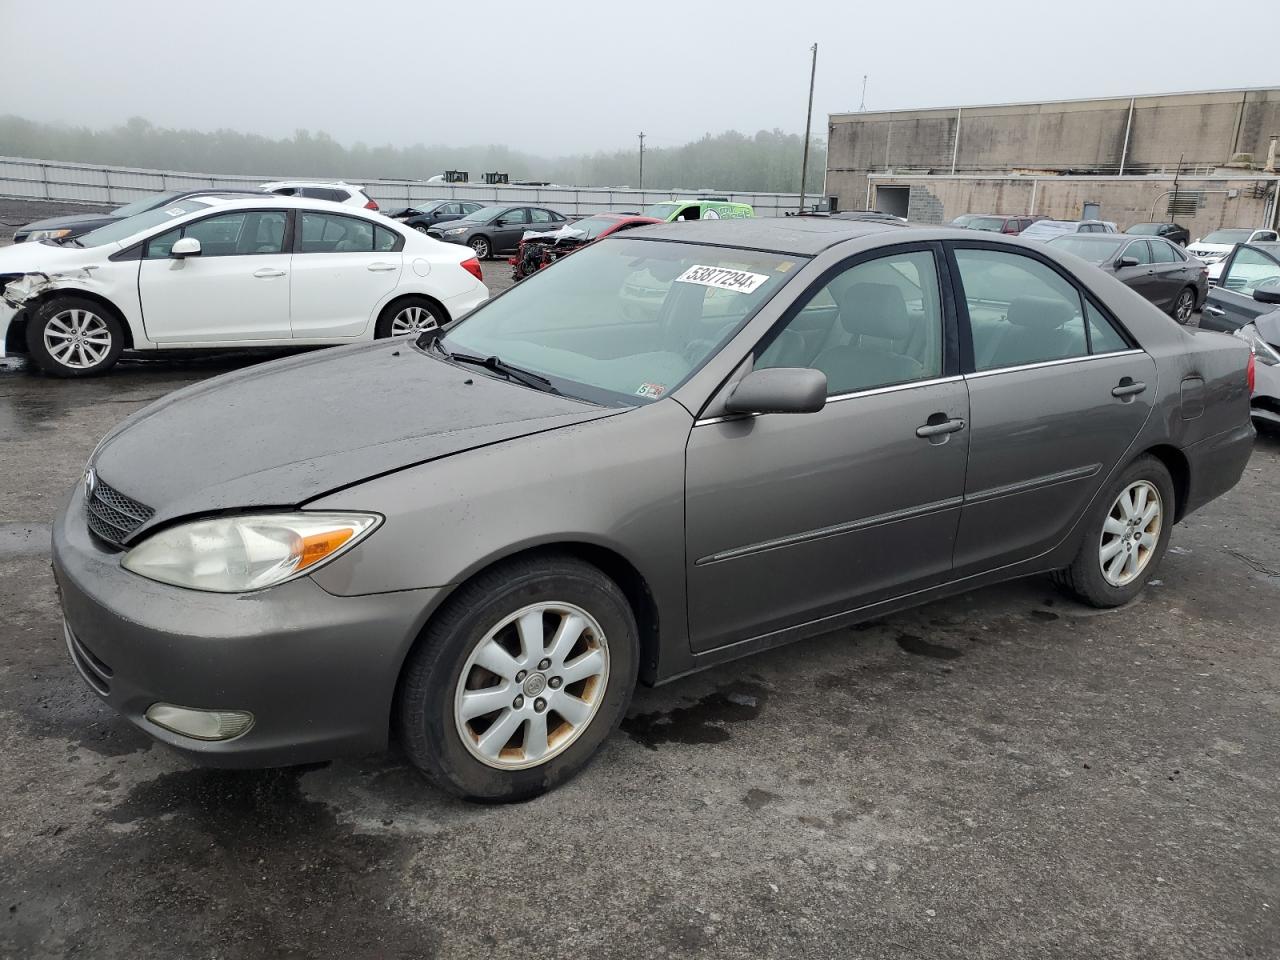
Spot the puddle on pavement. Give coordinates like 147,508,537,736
895,633,963,660
621,681,768,749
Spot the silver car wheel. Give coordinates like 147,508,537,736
454,601,610,770
43,308,112,369
470,237,490,259
1174,289,1194,323
390,304,438,336
1099,480,1162,587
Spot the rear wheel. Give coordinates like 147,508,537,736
25,296,124,377
375,298,446,338
1170,287,1195,324
1054,455,1174,608
397,554,638,802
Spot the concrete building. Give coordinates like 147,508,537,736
825,87,1280,238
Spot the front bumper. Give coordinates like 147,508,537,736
52,484,442,767
1251,358,1280,426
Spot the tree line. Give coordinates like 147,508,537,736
0,115,828,194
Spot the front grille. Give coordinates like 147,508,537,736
64,620,112,695
85,477,154,547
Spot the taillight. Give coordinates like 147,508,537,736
364,199,379,210
1247,352,1255,392
460,257,483,282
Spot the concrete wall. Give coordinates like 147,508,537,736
867,174,1279,240
827,87,1280,215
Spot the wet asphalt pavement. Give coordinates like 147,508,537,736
2,223,1280,959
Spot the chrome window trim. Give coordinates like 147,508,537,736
965,348,1145,380
694,374,965,426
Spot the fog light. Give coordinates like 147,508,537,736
145,703,254,741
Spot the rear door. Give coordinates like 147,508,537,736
288,211,403,338
138,208,292,342
948,242,1156,574
1204,244,1280,332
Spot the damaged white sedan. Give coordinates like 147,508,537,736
1,194,488,376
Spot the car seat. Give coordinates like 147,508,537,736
811,282,923,393
988,296,1084,368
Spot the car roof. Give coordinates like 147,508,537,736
629,217,910,254
185,194,380,215
260,180,363,190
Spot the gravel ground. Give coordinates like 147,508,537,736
0,198,1277,960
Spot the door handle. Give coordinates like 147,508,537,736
1111,379,1147,398
253,268,286,278
915,416,966,439
367,262,398,272
1203,305,1225,317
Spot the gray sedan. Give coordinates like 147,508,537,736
1048,233,1208,322
53,220,1254,801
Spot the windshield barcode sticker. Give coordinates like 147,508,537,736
675,264,769,294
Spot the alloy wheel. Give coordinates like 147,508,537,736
43,309,112,370
1175,290,1194,323
1098,480,1162,587
389,304,439,336
454,601,610,770
471,238,490,259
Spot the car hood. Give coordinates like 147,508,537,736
16,213,117,236
1256,309,1280,346
91,340,620,537
0,238,110,277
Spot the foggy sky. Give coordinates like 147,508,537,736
6,0,1275,156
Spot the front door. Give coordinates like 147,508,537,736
685,245,969,652
491,208,530,253
1113,239,1160,304
1203,244,1280,332
288,211,403,338
138,209,292,342
948,243,1156,574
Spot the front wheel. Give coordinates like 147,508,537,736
469,236,491,260
26,296,124,377
1054,455,1175,608
397,554,638,801
1170,287,1196,324
413,224,430,234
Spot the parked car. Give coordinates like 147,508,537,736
510,213,661,280
386,199,485,232
1047,233,1207,322
52,219,1253,801
11,188,267,244
0,195,487,376
1203,242,1280,427
959,214,1042,235
1019,219,1118,242
1124,221,1190,247
1187,228,1280,285
427,205,568,259
261,180,379,211
641,198,754,221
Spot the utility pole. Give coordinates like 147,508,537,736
799,43,817,214
1169,152,1183,224
638,132,646,191
859,74,868,112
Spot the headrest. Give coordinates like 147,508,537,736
1005,296,1075,330
833,282,909,339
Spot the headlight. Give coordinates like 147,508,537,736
122,512,381,592
443,227,469,236
1233,323,1280,366
28,228,72,241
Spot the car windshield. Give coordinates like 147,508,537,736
560,217,616,240
1048,236,1127,262
1202,229,1253,244
76,199,217,247
458,205,507,223
949,215,977,227
412,200,447,213
110,191,181,218
440,238,803,405
642,203,680,220
967,217,1006,232
1125,223,1165,235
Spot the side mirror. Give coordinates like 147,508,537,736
725,368,827,415
1117,255,1140,268
1253,282,1280,305
170,236,201,259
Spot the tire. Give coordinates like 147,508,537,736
1053,455,1175,608
469,236,491,260
25,296,124,377
1170,287,1196,324
375,297,446,339
413,224,430,234
397,553,638,802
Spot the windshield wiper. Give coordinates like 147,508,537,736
424,336,558,394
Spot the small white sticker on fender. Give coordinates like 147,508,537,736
675,264,769,294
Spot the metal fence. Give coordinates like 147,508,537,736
0,156,819,217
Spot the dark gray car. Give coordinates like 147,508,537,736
1048,233,1207,322
428,204,567,259
52,220,1254,801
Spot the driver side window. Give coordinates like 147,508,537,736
755,250,944,396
